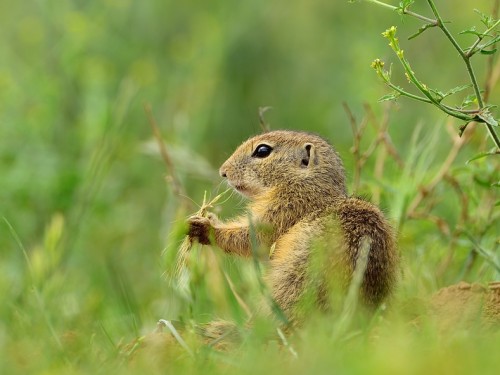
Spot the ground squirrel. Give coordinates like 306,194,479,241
188,130,399,324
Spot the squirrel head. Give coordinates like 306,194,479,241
219,130,347,200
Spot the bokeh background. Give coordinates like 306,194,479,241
1,0,498,373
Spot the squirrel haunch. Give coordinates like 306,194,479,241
188,130,399,322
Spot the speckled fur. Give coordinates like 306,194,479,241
188,130,399,324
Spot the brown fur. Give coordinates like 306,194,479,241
188,130,399,324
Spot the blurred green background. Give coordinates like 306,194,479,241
1,0,499,373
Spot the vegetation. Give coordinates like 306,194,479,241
0,0,498,374
365,0,500,149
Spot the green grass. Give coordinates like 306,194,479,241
1,0,499,374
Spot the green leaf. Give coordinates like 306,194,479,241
474,8,497,28
479,35,500,50
477,109,499,126
443,84,473,98
378,91,401,102
461,93,478,108
459,26,483,37
397,0,414,13
479,48,497,55
408,23,435,40
431,84,473,103
466,148,500,163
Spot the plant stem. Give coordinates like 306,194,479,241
425,0,500,147
385,82,432,103
425,1,483,105
425,0,500,148
367,0,500,148
484,119,500,146
396,52,474,121
365,0,436,24
364,0,396,12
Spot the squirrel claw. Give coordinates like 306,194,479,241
187,216,212,245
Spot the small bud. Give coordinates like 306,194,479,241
371,59,385,70
382,26,397,39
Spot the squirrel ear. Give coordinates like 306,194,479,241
301,143,316,167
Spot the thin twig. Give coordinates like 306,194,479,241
344,102,369,193
466,19,500,57
259,106,272,133
369,1,500,148
443,174,469,224
425,0,500,147
345,103,403,199
365,103,391,203
364,103,403,168
364,0,436,24
405,119,472,217
407,212,451,237
144,103,187,198
425,0,486,111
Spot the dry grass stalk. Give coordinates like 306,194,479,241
405,119,473,218
223,271,253,319
345,96,496,280
344,102,402,195
259,106,272,133
144,103,191,206
174,190,230,282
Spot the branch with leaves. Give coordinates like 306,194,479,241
352,0,500,150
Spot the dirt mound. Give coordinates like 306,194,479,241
428,281,500,331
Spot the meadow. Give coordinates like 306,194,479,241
1,0,499,373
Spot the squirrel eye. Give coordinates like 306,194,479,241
252,144,273,158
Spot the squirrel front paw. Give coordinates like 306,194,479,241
187,215,213,245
